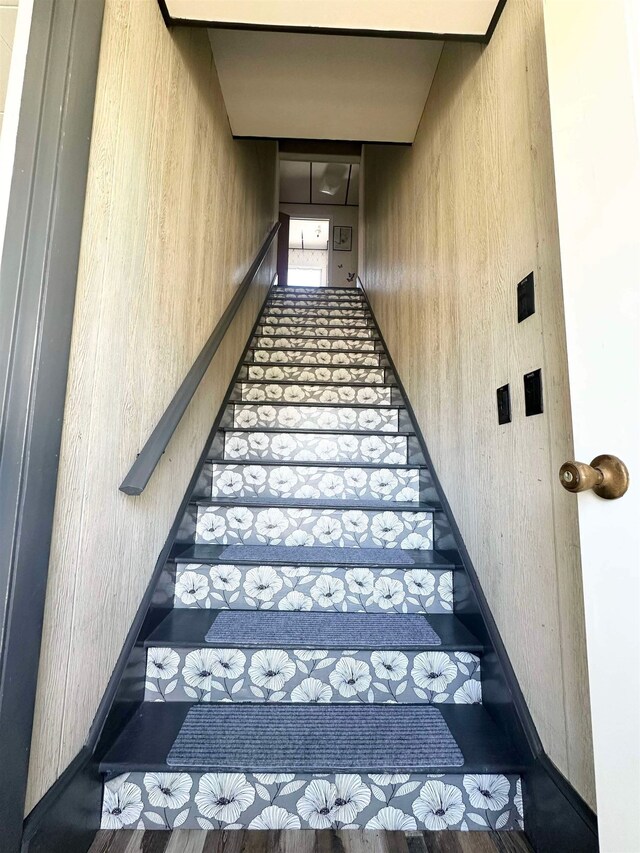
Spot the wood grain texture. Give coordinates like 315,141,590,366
361,0,594,809
25,0,276,812
89,830,533,853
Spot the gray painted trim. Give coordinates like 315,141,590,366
119,222,280,496
0,1,105,851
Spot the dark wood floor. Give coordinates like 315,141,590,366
90,829,534,853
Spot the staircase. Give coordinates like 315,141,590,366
99,285,525,834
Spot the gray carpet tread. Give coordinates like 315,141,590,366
215,545,417,565
167,705,462,769
100,704,524,775
170,543,459,569
145,610,483,652
213,611,440,647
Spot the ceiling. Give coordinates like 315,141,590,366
208,30,443,142
281,160,360,206
164,1,503,39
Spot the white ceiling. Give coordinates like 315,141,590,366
167,1,501,38
281,160,360,206
208,30,443,142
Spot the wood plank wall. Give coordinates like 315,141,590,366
362,0,595,809
25,0,277,811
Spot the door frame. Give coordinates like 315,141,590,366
285,214,332,286
0,1,104,849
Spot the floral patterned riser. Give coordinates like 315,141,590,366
239,387,392,408
223,432,409,464
195,507,433,550
233,405,398,433
258,327,374,339
264,308,370,318
102,772,523,831
251,350,380,366
270,290,363,297
261,315,372,329
273,297,361,302
252,337,376,352
144,647,481,705
268,290,366,306
173,565,453,614
246,366,385,384
267,302,366,311
267,293,366,308
208,464,419,502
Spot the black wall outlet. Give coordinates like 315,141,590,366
524,369,543,416
517,272,535,322
497,384,511,424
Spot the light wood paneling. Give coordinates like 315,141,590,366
26,0,276,811
362,0,595,808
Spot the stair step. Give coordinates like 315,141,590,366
231,403,400,432
260,319,374,331
203,460,420,502
191,501,434,549
271,287,364,294
257,325,375,340
271,286,364,297
261,314,373,328
143,611,481,705
249,348,381,366
267,296,368,308
172,560,453,614
242,365,387,384
147,610,481,651
237,383,393,406
263,307,370,319
219,429,416,464
100,702,526,775
252,336,378,352
172,543,458,569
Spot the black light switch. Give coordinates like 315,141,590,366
496,384,511,424
524,369,543,416
517,272,535,322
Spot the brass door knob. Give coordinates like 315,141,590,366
559,454,629,500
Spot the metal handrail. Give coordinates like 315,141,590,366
119,221,280,495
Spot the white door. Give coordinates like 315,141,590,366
544,3,640,851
